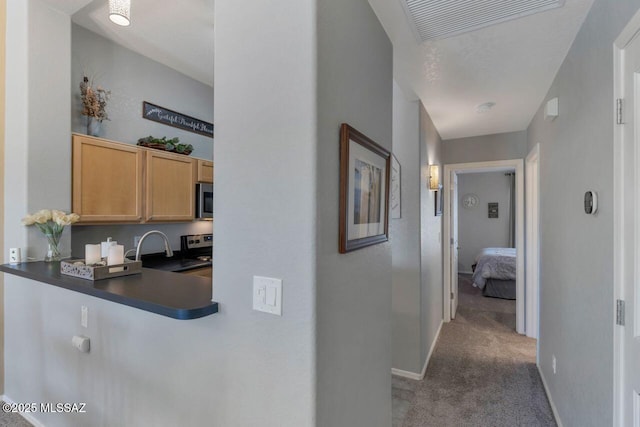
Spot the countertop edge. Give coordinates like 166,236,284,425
0,262,219,320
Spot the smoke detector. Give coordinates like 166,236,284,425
476,102,496,114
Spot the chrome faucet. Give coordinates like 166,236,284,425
135,230,174,261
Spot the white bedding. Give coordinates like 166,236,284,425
471,248,517,289
474,247,516,262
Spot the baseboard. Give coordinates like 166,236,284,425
459,270,474,275
537,366,563,427
391,367,424,380
1,394,46,427
392,320,444,381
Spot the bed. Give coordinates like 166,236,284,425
471,248,516,300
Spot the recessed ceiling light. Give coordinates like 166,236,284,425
476,102,496,114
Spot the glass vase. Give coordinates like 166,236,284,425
87,117,101,136
44,233,61,262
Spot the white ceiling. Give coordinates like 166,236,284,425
67,0,214,87
369,0,594,140
46,0,592,140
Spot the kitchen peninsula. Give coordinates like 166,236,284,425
0,262,218,320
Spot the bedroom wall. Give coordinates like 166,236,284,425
457,171,512,273
443,130,527,165
525,0,638,424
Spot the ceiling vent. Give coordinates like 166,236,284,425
401,0,565,42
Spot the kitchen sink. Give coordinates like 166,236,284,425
128,254,211,273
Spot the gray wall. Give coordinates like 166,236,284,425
526,0,639,424
391,82,422,373
418,103,444,366
315,0,393,424
390,83,444,376
71,24,213,160
457,172,511,272
443,130,527,164
70,24,215,258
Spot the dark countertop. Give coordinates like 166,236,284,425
0,261,218,320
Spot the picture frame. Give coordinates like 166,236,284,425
435,189,443,216
391,154,401,219
339,123,391,253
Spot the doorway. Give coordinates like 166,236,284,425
443,159,526,334
613,8,640,425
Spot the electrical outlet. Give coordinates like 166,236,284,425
552,355,557,375
134,236,142,247
81,306,88,328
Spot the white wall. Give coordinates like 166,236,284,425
443,130,527,165
315,0,393,425
526,0,638,424
71,24,213,161
457,172,511,272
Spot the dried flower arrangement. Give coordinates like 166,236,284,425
80,76,111,122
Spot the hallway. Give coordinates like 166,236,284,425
393,274,554,426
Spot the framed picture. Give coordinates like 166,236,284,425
391,154,401,219
435,189,443,216
488,202,499,218
339,123,390,253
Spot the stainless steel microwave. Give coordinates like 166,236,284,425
196,183,213,220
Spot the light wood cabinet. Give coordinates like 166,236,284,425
197,160,214,183
145,150,197,222
73,135,144,223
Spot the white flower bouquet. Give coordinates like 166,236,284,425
22,209,80,261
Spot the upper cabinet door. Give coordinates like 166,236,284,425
73,135,144,223
197,160,214,183
145,150,197,222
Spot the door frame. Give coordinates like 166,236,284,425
443,159,525,334
613,8,640,426
525,144,540,340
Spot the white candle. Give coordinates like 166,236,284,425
85,244,101,265
107,244,124,266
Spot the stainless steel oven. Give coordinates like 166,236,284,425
196,183,213,219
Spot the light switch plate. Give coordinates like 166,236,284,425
253,276,282,316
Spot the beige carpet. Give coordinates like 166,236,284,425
393,274,555,427
0,403,32,427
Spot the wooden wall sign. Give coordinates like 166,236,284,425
142,101,214,138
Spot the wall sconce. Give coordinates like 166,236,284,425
109,0,131,26
429,165,440,190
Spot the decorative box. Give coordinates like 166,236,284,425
60,259,142,281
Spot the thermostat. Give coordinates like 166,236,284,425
584,191,598,215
